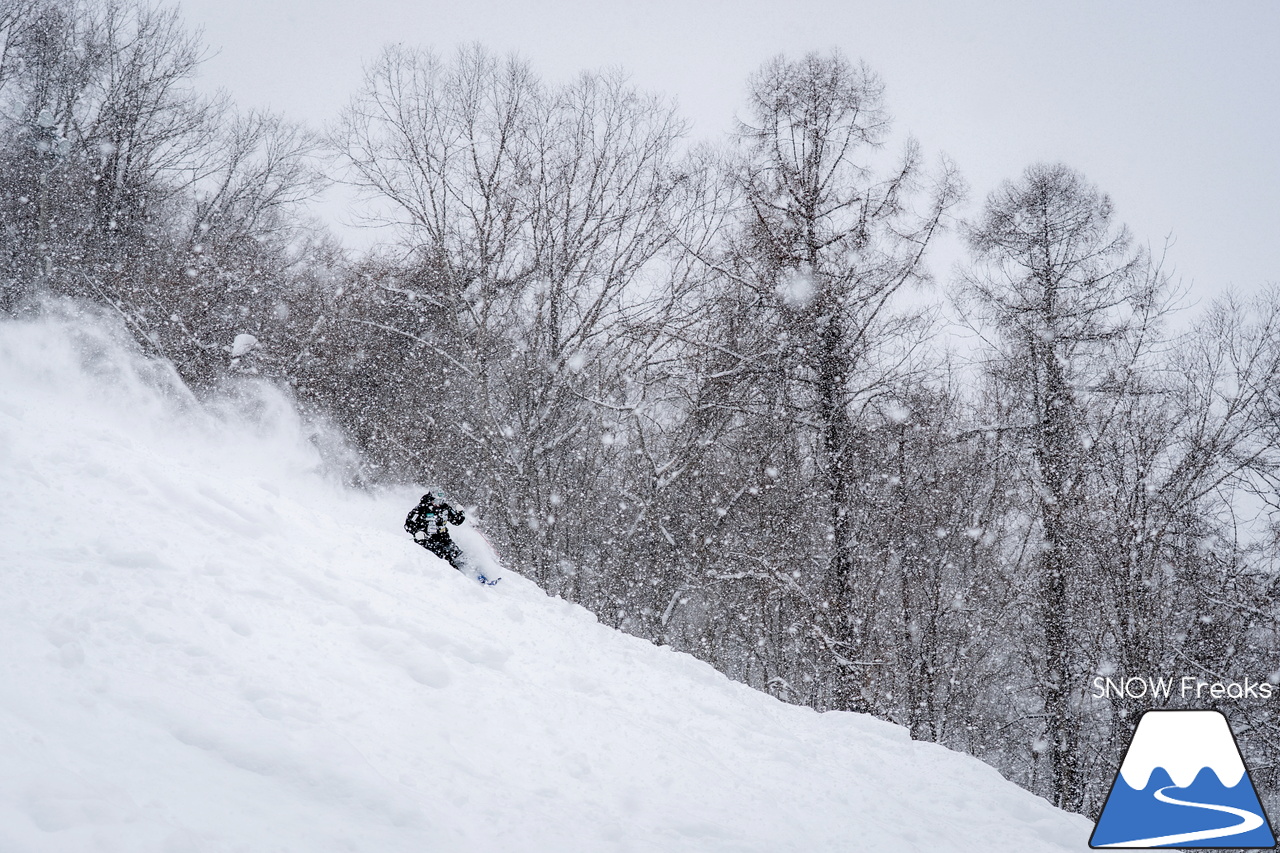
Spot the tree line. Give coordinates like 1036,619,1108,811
5,0,1280,818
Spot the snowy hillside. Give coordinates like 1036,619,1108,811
0,310,1093,852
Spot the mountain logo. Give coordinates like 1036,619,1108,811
1091,709,1275,848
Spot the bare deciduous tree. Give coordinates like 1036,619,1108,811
718,50,963,709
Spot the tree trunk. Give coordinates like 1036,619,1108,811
1037,334,1083,811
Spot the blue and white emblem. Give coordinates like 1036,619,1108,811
1091,710,1275,848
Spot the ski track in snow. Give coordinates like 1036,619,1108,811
0,313,1095,851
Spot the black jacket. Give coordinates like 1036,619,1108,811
405,495,465,542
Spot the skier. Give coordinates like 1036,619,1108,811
405,491,467,573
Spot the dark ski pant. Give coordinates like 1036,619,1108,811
418,535,465,572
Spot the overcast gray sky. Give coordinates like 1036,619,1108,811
177,0,1279,302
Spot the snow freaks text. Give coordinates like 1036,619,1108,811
1091,676,1276,701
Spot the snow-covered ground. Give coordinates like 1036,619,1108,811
0,308,1093,852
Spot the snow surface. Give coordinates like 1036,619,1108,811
229,334,257,358
1118,711,1247,790
0,309,1093,852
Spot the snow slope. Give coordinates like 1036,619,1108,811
0,310,1093,852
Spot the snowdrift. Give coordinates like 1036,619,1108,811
0,309,1092,852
